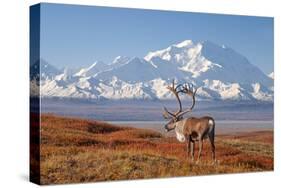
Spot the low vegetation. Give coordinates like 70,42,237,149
38,114,273,185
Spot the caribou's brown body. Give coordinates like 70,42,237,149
163,81,216,162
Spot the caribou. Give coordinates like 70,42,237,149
163,80,216,162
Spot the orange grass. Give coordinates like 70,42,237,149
38,114,273,185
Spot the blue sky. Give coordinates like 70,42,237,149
40,3,274,74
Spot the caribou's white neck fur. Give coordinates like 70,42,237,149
174,120,186,142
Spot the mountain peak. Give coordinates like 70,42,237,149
173,40,193,48
201,40,225,50
74,61,108,77
130,56,144,63
112,56,130,64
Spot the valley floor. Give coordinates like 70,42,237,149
34,114,273,185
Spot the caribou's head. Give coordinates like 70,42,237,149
163,80,197,132
164,116,183,132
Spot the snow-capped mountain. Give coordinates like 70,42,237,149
111,56,131,68
31,40,274,101
145,40,272,86
74,61,109,77
95,57,161,82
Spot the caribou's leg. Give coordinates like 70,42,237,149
186,136,191,159
209,118,216,163
197,138,203,162
209,135,216,162
190,140,195,161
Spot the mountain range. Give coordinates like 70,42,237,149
30,40,274,101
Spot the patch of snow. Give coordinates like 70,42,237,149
251,83,273,101
268,72,274,79
173,40,193,48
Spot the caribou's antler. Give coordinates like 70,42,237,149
163,80,197,119
163,107,173,119
165,80,183,116
176,83,197,117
